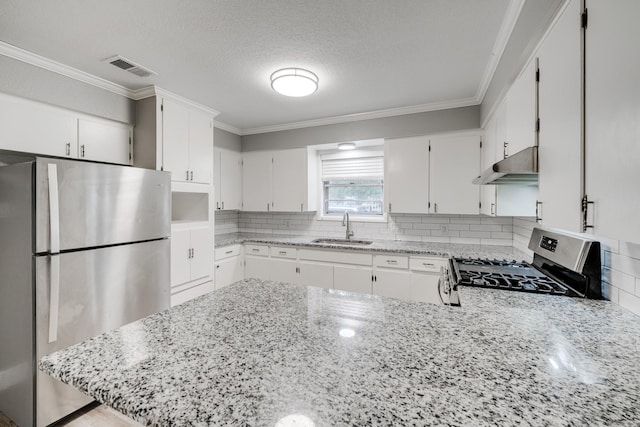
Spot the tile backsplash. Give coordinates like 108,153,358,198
218,211,514,245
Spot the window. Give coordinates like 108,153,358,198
321,155,384,217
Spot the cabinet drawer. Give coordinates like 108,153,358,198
170,281,213,307
409,257,448,273
215,244,241,260
270,246,297,259
374,254,408,269
245,244,268,256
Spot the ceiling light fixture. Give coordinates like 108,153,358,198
338,142,356,150
270,68,318,97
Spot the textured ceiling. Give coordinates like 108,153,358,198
0,0,514,131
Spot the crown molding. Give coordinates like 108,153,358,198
135,86,220,117
0,41,133,98
214,121,242,135
475,0,525,103
241,97,479,136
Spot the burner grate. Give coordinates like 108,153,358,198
458,270,569,295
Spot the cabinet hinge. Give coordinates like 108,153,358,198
581,9,588,29
536,68,540,82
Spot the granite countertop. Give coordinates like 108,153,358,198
215,232,532,261
41,280,640,426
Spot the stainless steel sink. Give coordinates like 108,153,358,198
311,238,373,245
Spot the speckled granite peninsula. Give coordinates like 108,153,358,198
40,280,640,426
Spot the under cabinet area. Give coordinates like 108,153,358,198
230,242,447,305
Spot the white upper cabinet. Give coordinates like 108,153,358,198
161,98,213,184
78,118,131,165
242,151,272,212
584,0,640,243
384,136,430,214
272,148,316,212
214,148,242,210
242,148,317,212
429,135,481,215
0,92,131,164
537,0,582,232
504,58,537,157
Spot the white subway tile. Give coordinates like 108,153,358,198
460,231,491,238
480,217,513,225
601,282,619,304
431,230,460,237
470,224,502,232
491,232,513,240
422,216,451,224
619,241,640,260
602,267,636,294
448,224,470,231
480,238,513,246
421,236,450,243
610,253,640,278
618,290,640,317
636,279,640,297
450,237,481,245
450,217,481,224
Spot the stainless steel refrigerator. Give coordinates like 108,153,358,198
0,152,171,427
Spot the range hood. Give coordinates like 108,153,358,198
473,146,538,185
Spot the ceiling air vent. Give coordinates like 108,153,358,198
105,55,157,78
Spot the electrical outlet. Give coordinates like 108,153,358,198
440,224,449,233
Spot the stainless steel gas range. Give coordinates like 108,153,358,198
448,227,602,301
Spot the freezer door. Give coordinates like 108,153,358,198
35,157,170,253
35,239,170,427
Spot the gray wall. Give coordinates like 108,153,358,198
242,106,480,151
214,127,242,151
480,0,565,125
0,55,135,124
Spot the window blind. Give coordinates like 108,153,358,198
321,156,384,180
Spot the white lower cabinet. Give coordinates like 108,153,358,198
231,243,446,304
170,227,213,301
171,281,214,307
214,244,244,290
298,261,333,289
333,264,373,294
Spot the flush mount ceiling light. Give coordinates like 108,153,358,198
338,142,356,150
270,68,318,97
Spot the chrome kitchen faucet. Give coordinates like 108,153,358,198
342,212,354,240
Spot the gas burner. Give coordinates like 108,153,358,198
457,270,569,296
455,258,528,268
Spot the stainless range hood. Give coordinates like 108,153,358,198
473,146,538,185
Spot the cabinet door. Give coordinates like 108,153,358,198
373,268,411,300
242,151,272,211
537,0,582,232
190,228,213,282
220,149,243,210
213,148,222,209
215,256,244,290
334,265,372,294
0,92,77,158
162,98,190,182
409,271,442,305
272,148,307,212
78,118,131,165
585,0,640,244
429,135,480,215
170,229,191,287
245,255,271,280
505,58,537,157
481,116,497,216
298,261,333,289
188,108,213,184
384,136,430,214
269,258,298,284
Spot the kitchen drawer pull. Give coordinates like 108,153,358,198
278,251,287,255
252,248,260,252
422,262,435,267
386,259,397,264
225,250,233,254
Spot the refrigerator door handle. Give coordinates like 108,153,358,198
47,164,61,254
48,255,60,343
47,163,61,343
